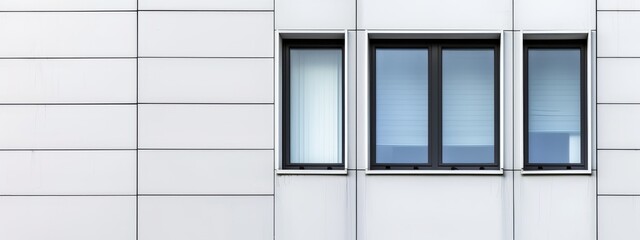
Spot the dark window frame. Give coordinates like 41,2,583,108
282,39,346,170
369,39,501,171
523,40,588,171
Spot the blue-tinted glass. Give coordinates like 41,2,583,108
528,49,581,164
290,49,343,164
375,49,428,164
442,49,495,164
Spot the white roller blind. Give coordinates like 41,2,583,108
376,49,428,146
528,49,581,133
289,49,343,164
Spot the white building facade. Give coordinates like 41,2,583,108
0,0,638,239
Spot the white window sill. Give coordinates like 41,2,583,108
365,169,504,175
276,169,348,175
520,169,593,175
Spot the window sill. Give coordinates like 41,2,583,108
520,169,592,175
276,169,348,175
365,169,503,175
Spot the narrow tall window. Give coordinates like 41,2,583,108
370,40,500,170
283,40,344,170
524,40,587,170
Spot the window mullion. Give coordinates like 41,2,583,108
429,43,443,168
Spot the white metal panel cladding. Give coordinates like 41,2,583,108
597,12,640,57
138,104,274,149
597,58,640,103
0,59,136,103
0,12,136,57
598,150,640,194
138,12,273,57
138,150,273,194
0,0,136,11
138,196,273,240
0,197,136,240
595,3,640,239
0,151,136,195
362,173,512,240
139,0,273,10
597,105,640,149
515,173,596,240
597,0,640,10
0,105,136,149
276,0,355,30
138,58,273,103
358,0,511,29
6,0,640,239
515,0,595,30
276,174,356,240
598,197,640,240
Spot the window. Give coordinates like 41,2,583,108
524,40,587,170
282,39,345,170
370,40,500,170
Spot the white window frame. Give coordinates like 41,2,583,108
275,30,351,175
517,31,594,175
362,30,506,175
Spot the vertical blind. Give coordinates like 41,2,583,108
375,49,429,164
528,49,581,164
442,49,495,164
289,49,343,164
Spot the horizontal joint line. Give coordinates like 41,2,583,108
0,57,136,59
138,56,274,59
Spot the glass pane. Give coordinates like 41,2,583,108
528,49,581,164
289,49,343,164
375,49,429,164
442,49,495,164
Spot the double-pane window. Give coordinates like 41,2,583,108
370,40,500,170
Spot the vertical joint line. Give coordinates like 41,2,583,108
273,1,277,240
135,2,140,240
511,1,516,239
